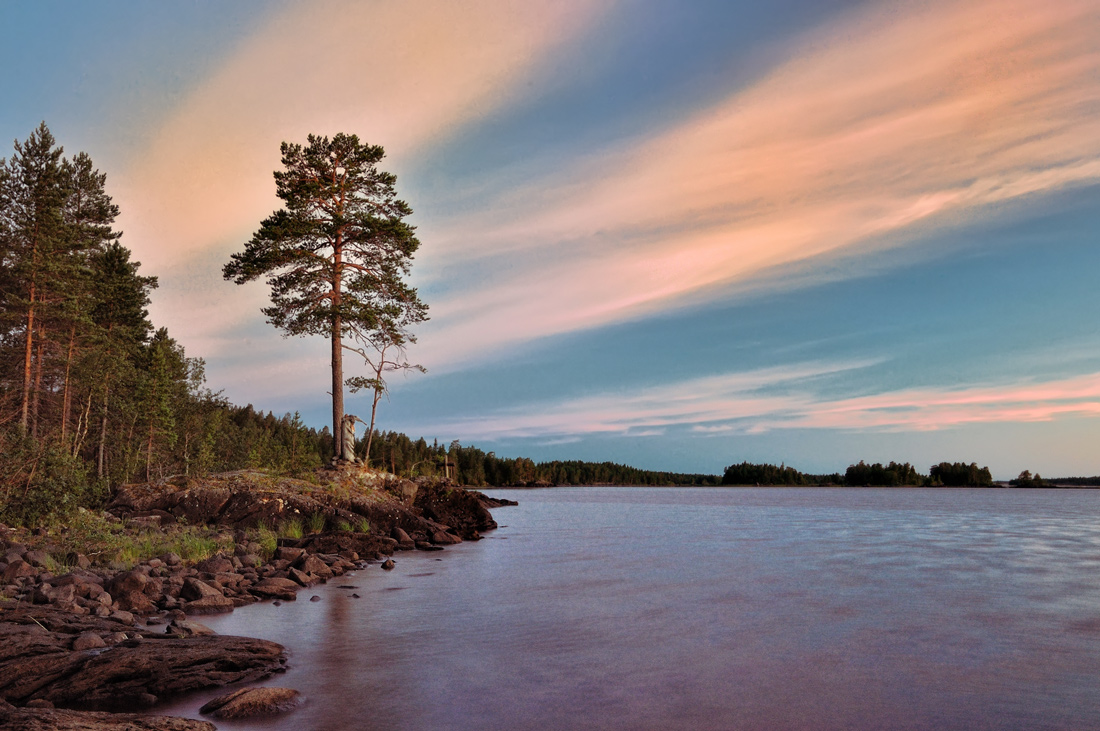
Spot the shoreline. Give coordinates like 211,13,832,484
0,467,514,728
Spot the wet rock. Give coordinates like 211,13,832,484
199,686,301,719
183,595,235,615
249,578,299,601
167,620,215,637
381,559,396,571
309,595,321,602
294,554,333,579
431,531,462,545
287,567,314,587
180,578,221,602
392,527,415,549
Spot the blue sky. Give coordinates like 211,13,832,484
3,0,1099,478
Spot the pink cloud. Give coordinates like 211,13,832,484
418,0,1100,368
412,367,1100,441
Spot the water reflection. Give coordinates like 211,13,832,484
158,488,1100,730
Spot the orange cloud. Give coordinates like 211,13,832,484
420,0,1100,367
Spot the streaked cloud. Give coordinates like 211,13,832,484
419,0,1100,367
109,0,614,344
411,365,1100,441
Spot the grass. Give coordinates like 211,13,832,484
355,517,370,534
279,518,304,540
251,526,278,560
43,508,234,570
306,512,326,534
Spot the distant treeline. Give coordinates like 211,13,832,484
364,431,720,487
721,460,995,487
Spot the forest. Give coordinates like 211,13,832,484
0,125,1087,528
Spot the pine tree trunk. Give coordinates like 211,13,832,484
30,336,45,439
20,281,36,432
97,384,110,479
331,235,344,461
60,324,76,442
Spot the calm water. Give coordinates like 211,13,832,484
158,487,1100,730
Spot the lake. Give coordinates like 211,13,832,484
158,487,1100,730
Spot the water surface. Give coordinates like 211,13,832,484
159,487,1100,730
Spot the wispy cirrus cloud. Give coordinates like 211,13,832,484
419,0,1100,368
110,0,615,353
411,365,1100,441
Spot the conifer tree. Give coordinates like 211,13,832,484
223,133,427,462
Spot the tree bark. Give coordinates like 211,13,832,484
20,281,36,432
331,231,345,461
61,323,76,442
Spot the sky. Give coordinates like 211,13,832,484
2,0,1099,479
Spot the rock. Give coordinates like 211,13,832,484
107,569,148,598
22,551,50,568
108,610,135,625
274,547,305,562
0,701,218,729
161,553,182,566
167,620,215,637
309,595,321,602
392,527,415,548
72,632,106,651
287,567,314,587
24,698,53,708
294,554,333,579
2,560,37,583
194,556,234,575
0,606,287,709
114,590,156,615
381,559,395,571
249,578,299,601
199,687,301,719
180,578,222,602
431,530,462,545
183,594,235,615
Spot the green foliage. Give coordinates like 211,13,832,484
223,132,427,461
0,426,101,527
355,517,370,534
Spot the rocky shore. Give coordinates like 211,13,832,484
0,467,515,728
